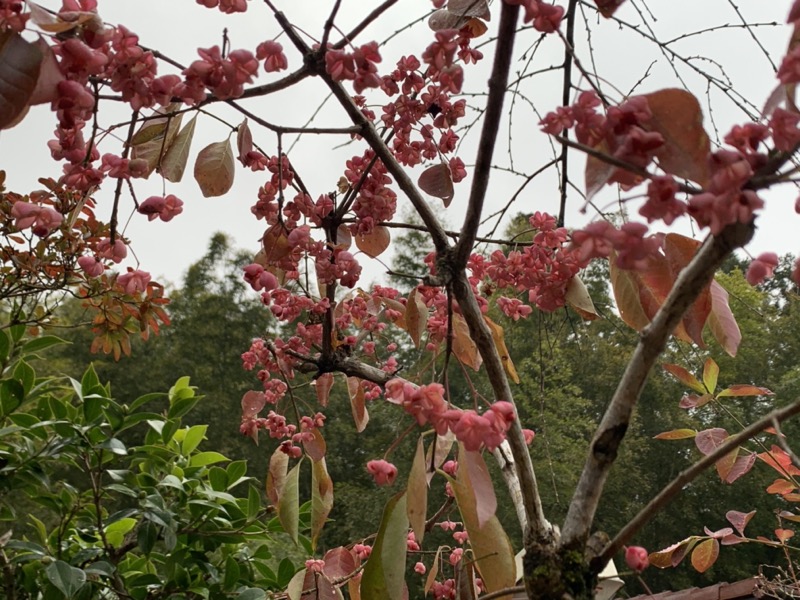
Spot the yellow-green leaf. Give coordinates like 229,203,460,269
361,491,408,600
407,437,428,543
278,460,301,545
311,457,334,551
194,137,235,197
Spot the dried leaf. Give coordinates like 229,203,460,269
237,118,253,165
425,431,456,485
451,313,481,371
355,226,391,258
484,316,519,383
584,138,617,202
160,115,196,183
303,428,326,462
131,107,183,177
0,31,42,129
28,40,63,106
194,137,235,197
347,377,369,432
447,0,491,19
405,287,428,349
418,163,455,207
424,547,443,595
564,275,599,320
315,373,334,407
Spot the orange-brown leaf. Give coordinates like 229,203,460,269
418,163,454,207
690,538,719,573
451,313,481,371
355,226,391,258
645,89,710,186
348,377,369,432
194,138,235,197
405,288,428,349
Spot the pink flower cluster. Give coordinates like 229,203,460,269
384,379,516,451
11,201,63,237
177,45,259,104
138,195,184,222
325,41,382,94
505,0,565,33
195,0,247,13
477,212,582,311
366,459,398,486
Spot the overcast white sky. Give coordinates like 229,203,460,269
0,1,796,288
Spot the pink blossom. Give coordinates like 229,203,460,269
98,238,128,263
11,202,63,237
746,252,779,286
366,459,398,486
78,255,104,277
305,559,325,573
256,40,288,72
354,544,372,560
624,546,649,572
414,561,427,575
117,269,151,295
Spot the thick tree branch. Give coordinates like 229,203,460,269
598,397,800,570
454,1,520,267
560,219,755,549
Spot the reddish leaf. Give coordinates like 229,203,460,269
361,491,408,600
654,429,697,440
775,529,795,543
726,452,756,483
262,224,292,264
194,138,235,197
644,89,711,186
766,478,797,495
485,316,519,384
592,0,627,17
160,115,196,183
663,234,711,345
451,313,482,371
355,226,391,258
757,446,800,477
785,493,800,502
662,364,706,394
236,118,253,165
314,373,334,407
779,511,800,523
726,510,756,536
0,31,42,130
311,457,334,551
405,287,428,349
323,547,357,580
584,138,617,202
266,445,288,505
679,393,713,409
564,275,599,320
407,437,428,543
702,358,719,395
721,534,745,545
462,447,497,529
695,428,729,456
707,280,741,357
717,384,773,398
418,163,454,207
303,428,326,462
241,390,266,420
690,538,719,573
703,526,733,539
450,451,516,596
348,377,369,432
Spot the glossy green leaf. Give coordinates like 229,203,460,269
45,560,86,598
181,424,207,456
21,335,68,354
361,491,408,600
188,451,229,467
